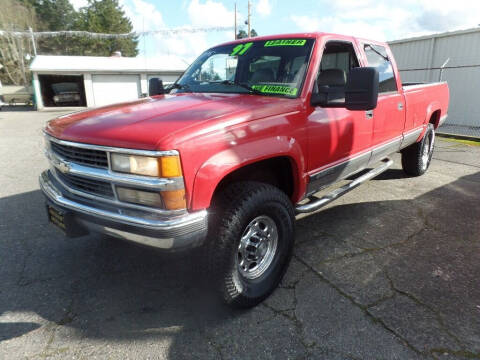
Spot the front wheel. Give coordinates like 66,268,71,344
207,181,295,308
402,124,435,176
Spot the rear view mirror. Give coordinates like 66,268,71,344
311,67,379,110
148,78,165,96
345,67,379,110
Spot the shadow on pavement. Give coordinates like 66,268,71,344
0,105,35,112
0,170,479,357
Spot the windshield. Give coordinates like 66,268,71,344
174,38,315,98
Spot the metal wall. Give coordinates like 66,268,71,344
389,28,480,138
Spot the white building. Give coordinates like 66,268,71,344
30,55,186,110
389,27,480,137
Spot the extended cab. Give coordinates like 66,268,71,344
40,33,449,308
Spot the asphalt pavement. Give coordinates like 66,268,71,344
1,109,479,359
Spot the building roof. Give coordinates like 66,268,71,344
389,26,480,44
30,55,187,73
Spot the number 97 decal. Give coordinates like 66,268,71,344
230,42,253,56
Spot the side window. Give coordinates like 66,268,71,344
317,42,359,88
320,42,359,74
364,44,397,93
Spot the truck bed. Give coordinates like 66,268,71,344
403,81,449,130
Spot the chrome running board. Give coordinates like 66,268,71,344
295,158,393,214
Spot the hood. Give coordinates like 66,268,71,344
46,93,300,150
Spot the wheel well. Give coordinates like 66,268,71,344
429,110,441,129
213,157,295,201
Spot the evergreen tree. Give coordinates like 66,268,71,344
32,0,79,55
237,29,258,39
76,0,138,57
0,0,139,84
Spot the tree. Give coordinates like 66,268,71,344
0,0,37,85
33,0,77,31
76,0,138,57
0,0,139,85
236,29,258,39
30,0,138,57
32,0,79,55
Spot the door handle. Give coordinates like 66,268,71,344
398,103,404,110
365,110,374,119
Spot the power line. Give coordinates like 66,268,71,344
0,26,235,39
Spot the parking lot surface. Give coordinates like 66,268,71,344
1,109,479,359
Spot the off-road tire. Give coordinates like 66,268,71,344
207,181,295,308
401,124,435,176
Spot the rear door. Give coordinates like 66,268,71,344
361,43,406,163
306,40,373,194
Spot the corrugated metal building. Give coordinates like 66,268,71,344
389,27,480,137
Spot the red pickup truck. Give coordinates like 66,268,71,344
40,32,449,308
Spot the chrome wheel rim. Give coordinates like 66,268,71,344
422,131,435,170
237,215,278,280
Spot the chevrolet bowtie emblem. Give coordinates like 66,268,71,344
55,158,71,173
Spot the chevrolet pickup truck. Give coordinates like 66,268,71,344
40,33,449,308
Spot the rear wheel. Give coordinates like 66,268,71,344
207,181,295,308
402,124,435,176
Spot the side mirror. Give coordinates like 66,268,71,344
148,78,165,96
311,67,379,110
345,67,379,110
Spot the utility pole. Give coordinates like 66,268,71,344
17,35,27,85
247,0,251,38
29,27,37,56
234,2,237,40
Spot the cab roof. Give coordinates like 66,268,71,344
216,32,388,48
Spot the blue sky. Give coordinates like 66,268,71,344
69,0,480,64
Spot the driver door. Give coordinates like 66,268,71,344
306,40,373,194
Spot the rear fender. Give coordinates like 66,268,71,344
415,102,441,140
426,101,441,128
190,136,306,210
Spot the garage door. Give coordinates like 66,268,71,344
92,74,141,107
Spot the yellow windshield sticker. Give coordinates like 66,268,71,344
252,85,298,96
230,42,254,56
264,39,306,47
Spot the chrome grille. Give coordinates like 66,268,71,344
50,141,109,169
55,170,114,199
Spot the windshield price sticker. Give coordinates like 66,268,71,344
264,39,306,47
230,42,254,56
252,85,298,96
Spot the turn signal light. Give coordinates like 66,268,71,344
160,156,183,178
161,189,186,210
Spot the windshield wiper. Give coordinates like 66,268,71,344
168,83,191,93
219,80,264,95
364,44,389,61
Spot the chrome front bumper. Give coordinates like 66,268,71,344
39,170,208,250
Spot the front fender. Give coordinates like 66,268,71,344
190,136,306,210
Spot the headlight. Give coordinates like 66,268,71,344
111,154,159,176
111,153,185,210
111,154,182,178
